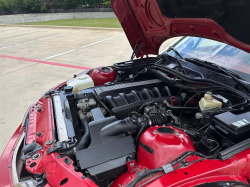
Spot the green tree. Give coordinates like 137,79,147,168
22,0,43,11
81,0,104,7
60,0,81,9
0,0,7,12
0,0,16,12
104,0,110,8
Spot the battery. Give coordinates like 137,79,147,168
213,111,250,143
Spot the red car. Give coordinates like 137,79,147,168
2,0,250,187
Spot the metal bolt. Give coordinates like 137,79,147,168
37,132,42,137
46,140,53,146
153,130,158,134
130,162,135,167
32,153,41,160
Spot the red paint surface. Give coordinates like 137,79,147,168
24,97,98,187
90,66,117,86
0,125,24,187
2,94,250,186
2,68,250,186
111,127,250,187
138,126,195,170
112,0,250,58
0,54,91,70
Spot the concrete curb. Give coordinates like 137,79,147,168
0,24,123,31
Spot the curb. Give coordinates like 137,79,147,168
0,24,123,31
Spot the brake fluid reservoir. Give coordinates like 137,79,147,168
67,74,94,94
199,92,222,112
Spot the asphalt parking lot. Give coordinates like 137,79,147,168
0,25,177,156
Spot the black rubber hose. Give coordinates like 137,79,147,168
170,124,200,138
138,100,154,114
75,111,91,151
148,67,249,108
101,117,138,136
92,92,113,115
163,100,198,110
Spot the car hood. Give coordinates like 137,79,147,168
112,0,250,58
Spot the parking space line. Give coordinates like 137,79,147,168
0,54,92,70
0,28,19,31
0,30,82,50
0,29,45,39
43,33,125,60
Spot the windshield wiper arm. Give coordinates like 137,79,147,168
185,58,241,79
168,46,184,59
168,46,187,75
185,58,250,92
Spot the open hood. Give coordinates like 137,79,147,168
112,0,250,58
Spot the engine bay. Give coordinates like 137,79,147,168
46,56,250,187
20,55,250,187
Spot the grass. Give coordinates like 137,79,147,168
18,18,122,28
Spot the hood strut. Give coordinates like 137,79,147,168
126,0,146,59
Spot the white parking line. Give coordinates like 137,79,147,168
0,28,19,31
0,29,45,39
43,33,125,60
0,30,82,50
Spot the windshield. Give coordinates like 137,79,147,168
167,37,250,81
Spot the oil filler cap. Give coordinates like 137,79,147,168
157,127,175,134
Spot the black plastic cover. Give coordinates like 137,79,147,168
213,111,250,143
213,112,250,134
88,116,124,147
75,136,135,181
76,136,135,169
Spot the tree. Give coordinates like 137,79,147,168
81,0,104,8
60,0,82,9
104,0,110,8
22,0,43,11
0,0,14,12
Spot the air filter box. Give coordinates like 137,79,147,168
213,111,250,143
75,136,135,182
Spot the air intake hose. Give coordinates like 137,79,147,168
101,113,168,136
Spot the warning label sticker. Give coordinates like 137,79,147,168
231,119,250,128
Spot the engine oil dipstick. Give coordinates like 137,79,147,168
170,96,176,106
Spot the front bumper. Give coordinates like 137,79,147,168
0,125,24,187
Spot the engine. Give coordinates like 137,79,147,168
51,63,250,187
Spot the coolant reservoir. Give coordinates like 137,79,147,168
67,74,94,94
199,92,222,112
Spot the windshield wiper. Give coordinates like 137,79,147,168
185,58,241,78
168,46,187,75
168,46,184,59
185,58,250,91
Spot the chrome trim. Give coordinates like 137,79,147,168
52,94,69,142
14,179,36,187
12,131,25,185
